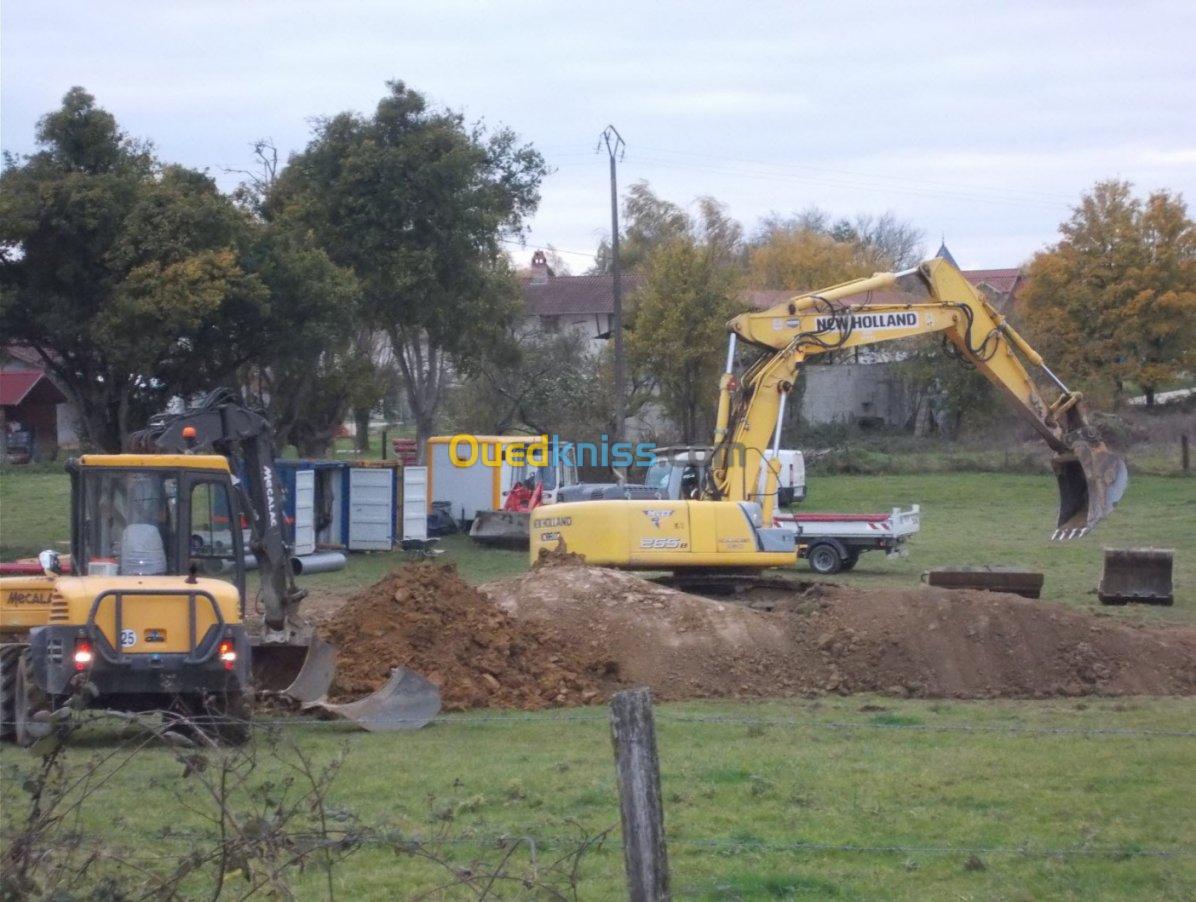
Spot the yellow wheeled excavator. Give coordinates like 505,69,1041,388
530,257,1128,569
1,390,440,745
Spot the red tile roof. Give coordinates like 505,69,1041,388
521,273,643,317
0,370,53,407
963,268,1023,295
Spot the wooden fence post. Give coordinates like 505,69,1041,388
609,688,670,901
1182,433,1190,475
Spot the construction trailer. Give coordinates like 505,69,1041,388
426,435,578,525
275,459,427,554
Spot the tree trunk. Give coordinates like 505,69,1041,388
389,326,447,465
353,405,372,453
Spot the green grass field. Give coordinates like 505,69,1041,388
2,697,1193,898
6,468,1189,614
2,466,1194,897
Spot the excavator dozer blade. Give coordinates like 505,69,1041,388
1098,548,1174,606
303,668,442,731
1051,440,1128,540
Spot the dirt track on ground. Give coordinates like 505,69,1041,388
318,560,1196,708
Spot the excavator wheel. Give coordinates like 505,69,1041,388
13,649,53,748
0,645,24,742
178,692,252,746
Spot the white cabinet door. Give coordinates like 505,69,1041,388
292,469,316,556
402,466,428,541
348,467,394,550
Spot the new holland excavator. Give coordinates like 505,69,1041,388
0,390,439,744
530,258,1128,571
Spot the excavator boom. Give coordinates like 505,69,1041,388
712,258,1126,537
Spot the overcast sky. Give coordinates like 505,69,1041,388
3,0,1194,272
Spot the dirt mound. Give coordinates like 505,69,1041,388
533,543,587,569
483,566,1196,701
320,563,611,710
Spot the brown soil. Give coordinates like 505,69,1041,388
320,563,613,710
482,564,1196,701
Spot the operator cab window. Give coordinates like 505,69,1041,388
189,481,239,583
81,472,178,576
644,460,671,491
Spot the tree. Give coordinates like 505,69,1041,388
0,89,274,449
446,329,608,438
589,181,692,275
748,227,872,290
628,198,745,442
231,140,369,457
268,81,547,456
1020,180,1196,405
748,207,923,289
238,230,362,456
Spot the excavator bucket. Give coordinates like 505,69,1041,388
303,668,442,731
1098,548,1174,606
469,510,531,549
275,637,338,704
251,640,334,698
252,639,440,729
1051,439,1128,540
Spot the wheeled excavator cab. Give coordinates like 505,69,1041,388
0,455,438,742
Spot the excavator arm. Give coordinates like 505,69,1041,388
129,389,306,638
710,258,1127,538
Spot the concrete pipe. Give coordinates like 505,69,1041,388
291,551,347,575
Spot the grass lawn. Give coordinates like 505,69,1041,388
2,696,1193,899
7,467,1188,615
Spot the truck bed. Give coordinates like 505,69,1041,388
774,505,920,540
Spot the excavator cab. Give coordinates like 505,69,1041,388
0,455,253,745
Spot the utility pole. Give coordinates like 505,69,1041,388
599,125,626,445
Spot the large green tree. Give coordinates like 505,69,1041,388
628,198,745,442
268,81,547,455
1020,180,1196,406
231,141,368,456
0,88,274,449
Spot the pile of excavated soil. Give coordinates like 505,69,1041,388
482,563,1196,701
320,563,613,710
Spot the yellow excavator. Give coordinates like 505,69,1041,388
1,390,440,745
530,257,1128,569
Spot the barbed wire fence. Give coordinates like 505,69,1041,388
2,687,1195,899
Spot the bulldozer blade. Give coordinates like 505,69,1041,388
469,510,531,550
1098,548,1174,606
1051,441,1128,540
303,667,441,731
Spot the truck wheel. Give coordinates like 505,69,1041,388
808,543,844,575
14,650,52,747
840,552,861,572
0,645,24,742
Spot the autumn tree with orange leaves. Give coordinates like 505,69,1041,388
1020,180,1196,406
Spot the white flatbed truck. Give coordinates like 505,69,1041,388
773,505,921,574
